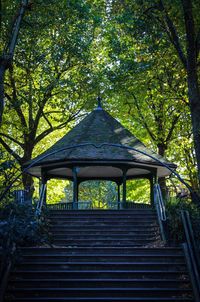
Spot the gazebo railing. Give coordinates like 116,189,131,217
47,202,73,210
47,200,152,210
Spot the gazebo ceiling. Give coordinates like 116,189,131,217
25,104,176,180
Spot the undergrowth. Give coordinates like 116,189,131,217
166,197,200,248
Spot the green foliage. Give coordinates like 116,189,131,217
0,148,21,196
126,179,150,204
0,0,199,204
166,197,200,247
0,202,49,248
78,181,117,208
62,179,151,208
102,0,199,193
1,0,105,189
47,179,68,204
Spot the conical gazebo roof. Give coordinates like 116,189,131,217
25,105,176,181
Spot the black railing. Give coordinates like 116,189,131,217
153,183,167,241
35,184,47,216
47,201,152,210
124,202,152,209
47,202,73,210
0,210,16,302
181,210,200,302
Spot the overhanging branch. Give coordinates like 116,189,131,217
159,0,187,68
0,137,21,162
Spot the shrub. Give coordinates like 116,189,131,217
0,202,50,248
166,197,200,248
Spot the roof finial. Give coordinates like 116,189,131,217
96,96,103,110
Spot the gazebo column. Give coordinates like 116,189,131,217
72,167,78,210
117,183,121,210
122,169,128,209
150,175,154,207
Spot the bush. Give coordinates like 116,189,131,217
0,202,50,248
166,197,200,248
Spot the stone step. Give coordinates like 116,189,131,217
51,238,159,246
49,234,159,240
6,297,194,302
7,287,193,298
50,226,159,232
5,209,194,302
49,228,159,233
11,269,189,279
21,254,184,263
19,247,184,255
15,261,187,271
9,278,190,289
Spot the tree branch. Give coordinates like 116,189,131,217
0,0,30,125
0,132,24,148
132,93,156,141
35,110,82,145
181,0,197,73
5,0,29,56
32,73,64,137
195,27,200,59
42,111,53,130
0,137,21,161
159,0,187,68
7,67,28,129
165,114,181,144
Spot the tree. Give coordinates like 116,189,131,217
102,0,200,195
0,0,30,125
157,0,200,186
0,0,102,193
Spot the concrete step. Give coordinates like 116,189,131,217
51,238,159,246
11,269,190,279
7,287,193,298
6,297,194,301
21,254,185,263
9,278,190,289
15,261,187,271
5,209,194,302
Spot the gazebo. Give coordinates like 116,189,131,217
25,101,176,209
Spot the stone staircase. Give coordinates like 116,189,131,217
5,208,194,301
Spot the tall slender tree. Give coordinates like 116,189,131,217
158,0,200,186
0,0,30,125
0,0,103,192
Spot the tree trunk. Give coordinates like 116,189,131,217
157,143,168,200
187,76,200,189
0,0,29,126
0,64,6,125
20,145,34,198
181,0,200,190
21,172,34,197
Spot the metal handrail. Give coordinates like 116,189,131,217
0,210,16,302
181,210,200,271
154,183,167,221
181,210,200,301
35,183,46,216
153,183,166,241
